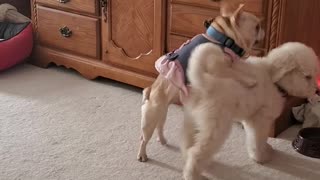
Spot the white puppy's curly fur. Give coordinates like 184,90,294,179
182,42,320,180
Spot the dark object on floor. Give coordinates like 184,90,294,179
292,127,320,159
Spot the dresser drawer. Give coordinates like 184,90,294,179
167,34,188,52
169,3,265,48
37,6,100,58
170,4,218,37
36,0,99,15
171,0,265,15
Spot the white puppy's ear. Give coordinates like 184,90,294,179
271,59,296,83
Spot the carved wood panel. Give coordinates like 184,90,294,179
268,0,285,50
103,0,165,76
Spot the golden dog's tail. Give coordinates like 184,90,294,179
187,43,225,87
142,87,151,103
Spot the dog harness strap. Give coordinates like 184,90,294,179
166,34,212,84
206,26,245,57
155,31,244,98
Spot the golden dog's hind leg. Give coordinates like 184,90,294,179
142,87,151,103
156,79,180,145
156,106,169,145
137,76,179,162
137,96,169,162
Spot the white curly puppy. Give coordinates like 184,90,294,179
182,42,320,180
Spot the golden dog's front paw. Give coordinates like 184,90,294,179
137,153,148,162
157,136,167,145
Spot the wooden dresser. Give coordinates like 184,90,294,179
30,0,276,88
29,0,319,136
29,0,320,87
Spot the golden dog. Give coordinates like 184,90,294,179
137,0,264,162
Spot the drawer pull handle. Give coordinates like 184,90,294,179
100,0,107,7
59,26,72,38
58,0,70,3
100,0,108,22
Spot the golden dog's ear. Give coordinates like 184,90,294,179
271,59,297,83
233,4,245,17
221,1,245,25
221,1,244,16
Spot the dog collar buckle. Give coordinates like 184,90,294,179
206,26,246,57
224,38,234,48
224,38,245,57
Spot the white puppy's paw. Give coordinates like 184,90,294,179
263,143,274,162
183,162,208,180
249,143,273,164
183,171,198,180
183,171,208,180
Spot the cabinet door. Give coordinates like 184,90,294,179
278,0,320,56
102,0,165,76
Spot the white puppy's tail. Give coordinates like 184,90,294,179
187,43,225,87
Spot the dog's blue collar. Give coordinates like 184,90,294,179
206,26,245,57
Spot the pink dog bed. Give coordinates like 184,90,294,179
0,22,33,71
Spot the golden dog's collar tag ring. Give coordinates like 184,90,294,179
206,26,245,57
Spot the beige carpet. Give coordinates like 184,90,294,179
1,64,320,180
